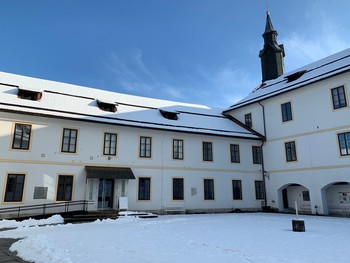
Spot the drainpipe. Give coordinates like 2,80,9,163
258,101,268,209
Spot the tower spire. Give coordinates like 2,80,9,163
259,11,285,82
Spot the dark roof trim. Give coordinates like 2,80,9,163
224,66,350,112
0,107,261,140
0,102,257,137
85,166,135,180
223,114,266,141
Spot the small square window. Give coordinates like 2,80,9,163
285,141,297,162
140,137,152,158
255,181,264,200
173,178,184,200
281,102,293,122
338,132,350,156
252,146,262,164
245,113,252,128
203,142,213,161
232,180,242,200
173,139,184,160
331,86,347,110
61,128,78,153
56,175,73,201
204,179,215,200
4,174,25,202
103,133,117,156
12,123,32,150
138,177,151,200
230,144,240,163
302,191,310,202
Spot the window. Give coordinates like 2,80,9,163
255,181,265,200
203,142,213,161
4,174,25,202
138,177,151,200
173,139,184,160
285,141,297,162
173,178,184,200
302,191,310,202
338,132,350,156
230,144,240,163
56,175,73,201
12,123,32,150
140,136,152,158
61,128,78,153
103,133,117,156
281,102,293,122
331,86,347,109
204,179,215,200
252,146,262,164
245,113,252,128
232,180,242,200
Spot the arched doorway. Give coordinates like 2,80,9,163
323,182,350,216
278,184,311,214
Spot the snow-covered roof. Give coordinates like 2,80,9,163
0,71,260,139
225,48,350,111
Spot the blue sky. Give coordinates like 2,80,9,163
1,0,350,108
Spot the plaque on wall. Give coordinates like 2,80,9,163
33,187,48,199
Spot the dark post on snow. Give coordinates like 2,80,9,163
292,201,305,232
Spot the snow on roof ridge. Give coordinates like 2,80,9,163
225,48,350,111
0,71,210,111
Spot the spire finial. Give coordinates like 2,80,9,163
266,1,269,14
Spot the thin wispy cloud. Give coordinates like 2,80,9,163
105,49,184,101
282,7,350,72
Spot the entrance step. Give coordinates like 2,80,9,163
118,211,158,219
63,211,119,224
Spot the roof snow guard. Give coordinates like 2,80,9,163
225,48,350,112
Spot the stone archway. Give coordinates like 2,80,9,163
278,184,311,214
322,182,350,216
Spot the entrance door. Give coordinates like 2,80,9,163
98,179,114,210
282,189,289,209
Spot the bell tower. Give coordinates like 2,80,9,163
259,11,285,82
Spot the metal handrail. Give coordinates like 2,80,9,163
0,200,93,219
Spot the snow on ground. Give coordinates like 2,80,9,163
0,213,349,263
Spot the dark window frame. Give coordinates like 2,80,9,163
230,144,240,163
255,181,265,200
204,179,215,200
232,180,242,200
338,132,350,156
173,139,184,160
12,123,32,150
172,178,184,200
138,177,151,200
285,141,297,162
56,175,74,201
139,136,152,158
4,174,25,202
103,133,117,156
302,191,310,202
281,102,293,122
202,142,213,162
252,146,262,164
331,86,347,110
61,128,78,153
244,113,252,128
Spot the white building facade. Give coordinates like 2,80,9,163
0,72,265,217
225,49,350,216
